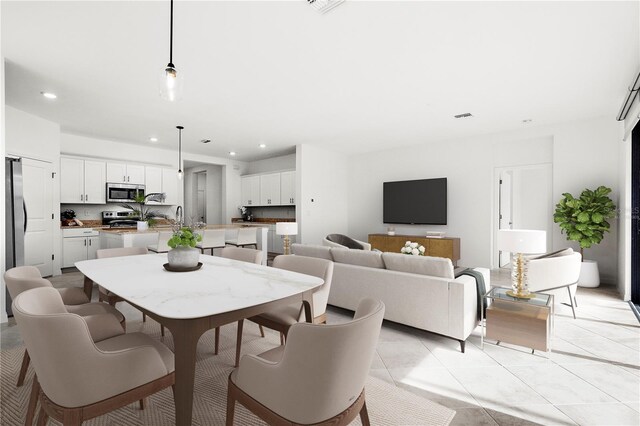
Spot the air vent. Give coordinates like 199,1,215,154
201,139,211,144
307,0,345,14
454,113,473,119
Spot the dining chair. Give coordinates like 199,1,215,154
13,287,175,426
95,247,165,335
225,227,258,249
235,255,333,366
226,298,385,426
3,266,125,388
196,229,226,255
216,247,264,365
147,231,173,253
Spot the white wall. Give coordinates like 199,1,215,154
184,164,223,224
297,144,349,245
245,153,295,174
347,117,623,285
1,56,7,324
5,106,62,277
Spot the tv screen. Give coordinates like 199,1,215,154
383,178,447,225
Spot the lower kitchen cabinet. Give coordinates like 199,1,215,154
62,228,100,268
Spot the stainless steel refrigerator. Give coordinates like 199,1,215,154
5,157,26,316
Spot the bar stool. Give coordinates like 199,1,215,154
196,229,226,255
148,231,172,253
225,227,258,249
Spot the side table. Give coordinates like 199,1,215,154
481,287,553,353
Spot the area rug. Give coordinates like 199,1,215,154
1,319,455,425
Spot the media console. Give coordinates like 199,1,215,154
368,233,460,264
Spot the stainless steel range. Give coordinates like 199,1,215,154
102,211,139,228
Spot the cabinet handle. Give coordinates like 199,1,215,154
89,239,91,246
123,175,126,182
127,176,130,182
80,194,84,201
84,239,87,246
85,194,88,201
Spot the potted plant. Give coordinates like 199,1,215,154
167,225,203,268
121,192,166,231
553,186,616,288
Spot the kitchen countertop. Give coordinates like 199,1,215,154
231,217,295,224
97,223,270,235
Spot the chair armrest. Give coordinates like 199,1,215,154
83,314,125,342
57,287,90,305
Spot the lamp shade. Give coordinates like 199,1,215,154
497,229,546,254
276,222,298,236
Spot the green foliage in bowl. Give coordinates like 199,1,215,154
168,227,203,249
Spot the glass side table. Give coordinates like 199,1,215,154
481,287,554,354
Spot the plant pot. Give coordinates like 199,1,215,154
578,260,600,288
167,246,200,268
137,221,149,231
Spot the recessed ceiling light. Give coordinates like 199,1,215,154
229,151,237,156
149,137,159,142
201,139,211,144
41,92,57,99
454,112,473,119
522,119,533,123
259,143,266,148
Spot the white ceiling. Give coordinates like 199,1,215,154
3,1,639,161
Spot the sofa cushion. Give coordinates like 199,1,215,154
326,234,364,250
291,244,333,260
382,253,454,279
330,248,385,269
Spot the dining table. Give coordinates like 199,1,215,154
75,253,323,426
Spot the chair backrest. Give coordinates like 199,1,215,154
200,229,226,248
96,246,149,259
236,227,257,245
4,266,52,300
13,287,170,408
272,255,334,317
236,298,385,424
220,247,263,264
325,234,364,250
527,251,582,291
155,231,173,250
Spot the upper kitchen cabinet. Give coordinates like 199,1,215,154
241,175,260,206
280,171,295,205
145,166,163,203
260,173,281,206
106,162,145,184
60,157,106,204
162,168,180,205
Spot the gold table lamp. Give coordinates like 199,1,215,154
497,229,547,299
276,222,298,255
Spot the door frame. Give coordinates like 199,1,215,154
631,124,639,305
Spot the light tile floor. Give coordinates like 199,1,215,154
2,270,639,425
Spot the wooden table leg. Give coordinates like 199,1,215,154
301,290,315,323
83,276,93,300
166,317,210,426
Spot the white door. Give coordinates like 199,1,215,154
145,166,163,203
106,162,127,183
196,172,207,222
499,170,513,267
22,158,54,276
62,238,88,268
162,168,180,205
127,164,146,184
87,236,100,260
280,171,295,205
60,157,84,203
84,160,106,204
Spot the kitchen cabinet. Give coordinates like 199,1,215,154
260,173,281,206
241,176,260,206
107,162,145,184
162,168,180,205
60,157,106,204
280,171,295,205
62,228,100,268
145,166,163,203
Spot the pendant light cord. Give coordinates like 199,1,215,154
169,0,174,65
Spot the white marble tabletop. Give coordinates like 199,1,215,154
75,254,323,320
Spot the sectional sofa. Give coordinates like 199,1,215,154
291,244,490,352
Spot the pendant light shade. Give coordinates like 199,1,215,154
176,125,184,180
160,0,183,101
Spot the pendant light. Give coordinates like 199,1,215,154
177,125,184,179
160,0,183,101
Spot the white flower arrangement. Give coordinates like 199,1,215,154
400,241,426,256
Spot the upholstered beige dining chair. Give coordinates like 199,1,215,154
94,247,165,334
13,287,175,426
3,266,125,387
225,227,258,249
217,247,264,365
147,231,173,253
227,298,385,426
235,255,334,366
197,229,226,255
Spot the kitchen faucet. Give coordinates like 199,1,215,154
175,205,183,226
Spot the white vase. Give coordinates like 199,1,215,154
578,260,600,288
167,247,200,268
137,221,149,231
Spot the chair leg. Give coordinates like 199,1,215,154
25,376,40,426
143,312,146,322
359,400,371,426
280,332,285,346
258,325,265,338
17,349,30,387
574,296,578,307
36,406,48,426
215,327,220,355
568,287,576,319
139,398,145,410
161,324,165,337
225,387,236,426
62,408,82,426
235,320,244,367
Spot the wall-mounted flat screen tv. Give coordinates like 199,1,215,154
383,178,447,225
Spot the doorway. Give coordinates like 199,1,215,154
494,163,553,268
195,171,207,223
631,123,639,305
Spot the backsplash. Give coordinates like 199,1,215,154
61,204,179,221
244,206,296,219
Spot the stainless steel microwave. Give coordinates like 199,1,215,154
106,183,145,203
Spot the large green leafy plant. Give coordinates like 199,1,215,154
168,226,202,249
553,186,616,256
121,192,166,226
